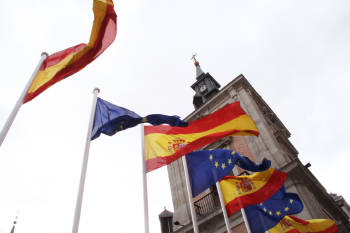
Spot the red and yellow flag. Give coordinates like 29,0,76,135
23,0,117,103
269,215,338,233
144,101,259,172
219,168,287,216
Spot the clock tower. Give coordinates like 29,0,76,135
191,59,221,109
167,61,350,232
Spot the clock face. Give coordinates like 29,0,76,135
199,84,207,93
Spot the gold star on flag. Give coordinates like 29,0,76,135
215,161,219,168
263,208,267,212
209,154,213,160
221,163,226,169
259,203,263,206
269,211,272,215
231,151,235,155
284,207,289,212
228,159,232,165
276,211,281,216
289,199,294,204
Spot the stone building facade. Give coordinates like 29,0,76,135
167,63,350,232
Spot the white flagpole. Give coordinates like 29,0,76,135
140,124,150,233
71,88,100,233
216,182,232,233
241,208,252,233
182,156,200,233
232,167,252,233
0,52,48,148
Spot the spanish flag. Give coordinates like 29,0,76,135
269,215,338,233
23,0,117,103
219,168,287,216
144,101,259,172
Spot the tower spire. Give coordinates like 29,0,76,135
191,54,204,79
190,55,221,109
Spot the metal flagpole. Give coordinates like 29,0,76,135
232,167,252,233
182,156,200,233
241,208,252,233
71,88,100,233
140,124,150,233
216,182,232,233
0,52,48,148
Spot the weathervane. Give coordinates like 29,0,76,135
191,53,198,62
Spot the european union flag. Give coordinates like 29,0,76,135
186,149,271,197
244,186,303,233
91,98,188,140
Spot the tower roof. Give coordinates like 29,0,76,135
191,54,204,79
159,208,173,218
194,60,204,79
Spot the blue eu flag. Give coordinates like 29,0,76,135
244,186,303,233
91,98,188,140
186,149,271,197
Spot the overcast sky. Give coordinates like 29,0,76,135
0,0,350,232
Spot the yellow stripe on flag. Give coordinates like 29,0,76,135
269,216,337,233
144,114,257,160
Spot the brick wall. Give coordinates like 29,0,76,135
226,222,248,233
229,136,255,162
228,136,256,174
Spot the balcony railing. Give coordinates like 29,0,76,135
194,191,220,217
192,171,250,217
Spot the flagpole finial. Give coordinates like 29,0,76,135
41,52,49,57
93,87,100,93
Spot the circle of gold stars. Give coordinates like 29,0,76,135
209,150,237,171
259,198,296,217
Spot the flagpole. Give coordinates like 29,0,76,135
182,156,200,233
140,124,150,233
0,52,48,148
216,182,232,233
232,167,252,233
241,208,252,233
71,88,100,233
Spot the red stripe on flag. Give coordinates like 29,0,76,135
320,223,338,233
224,170,287,216
39,44,86,70
145,102,248,135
